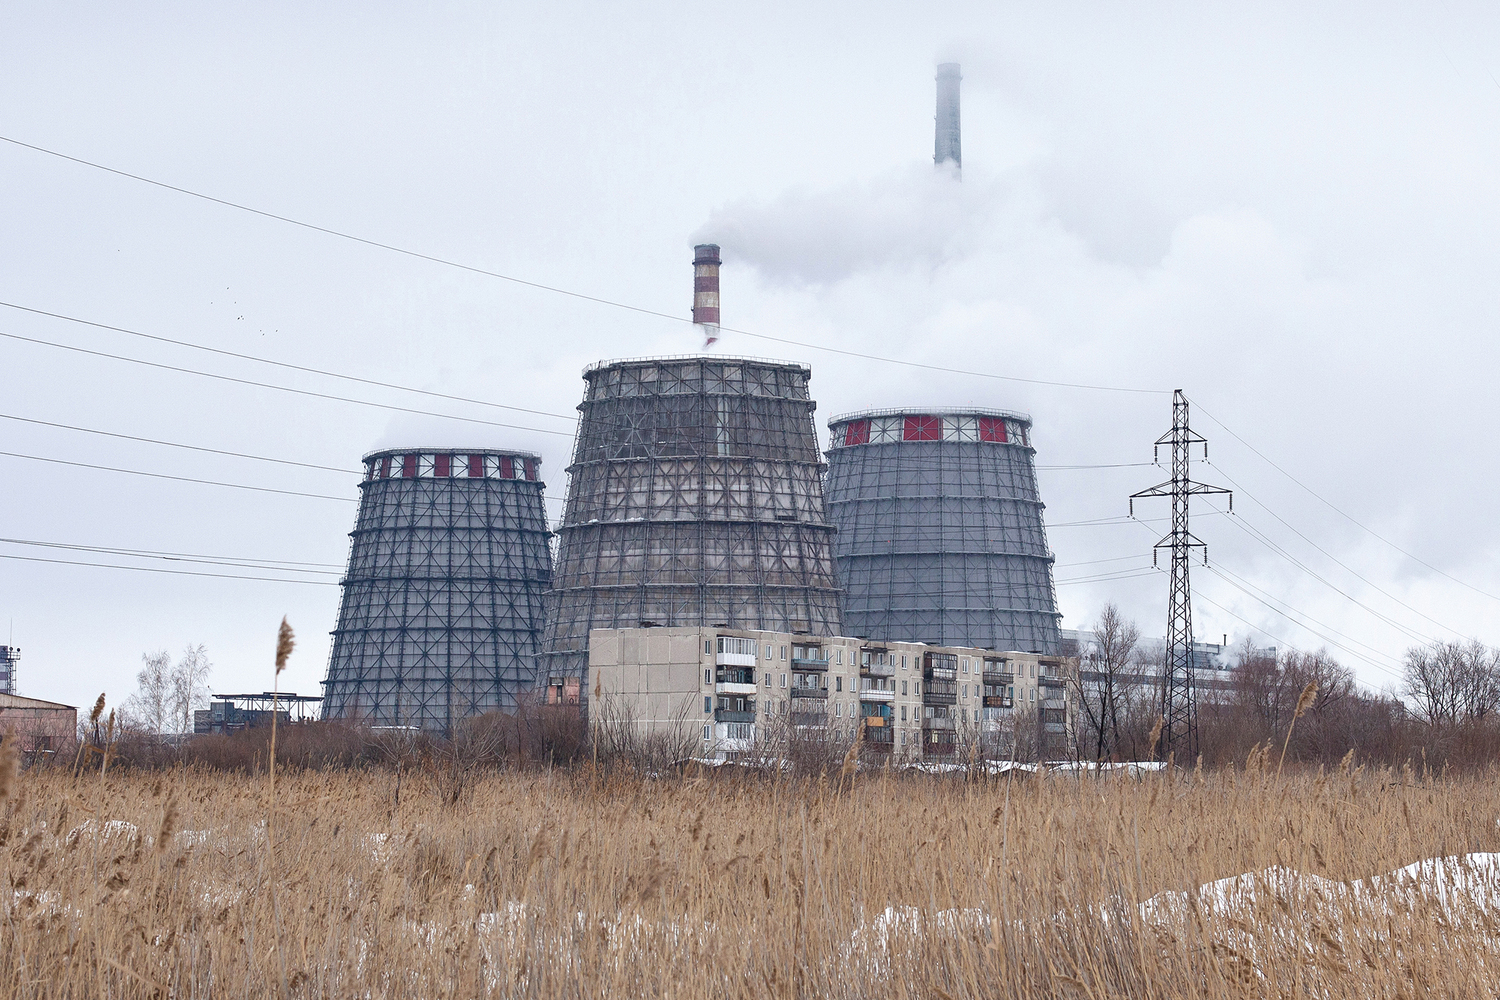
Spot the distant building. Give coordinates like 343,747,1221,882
0,646,18,696
194,692,322,735
588,626,1078,761
1060,628,1236,697
0,693,76,756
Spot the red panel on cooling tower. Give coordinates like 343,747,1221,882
979,417,1008,443
499,456,514,479
843,420,870,446
524,458,537,481
903,415,942,441
468,455,484,478
434,454,451,477
402,454,417,478
380,457,391,478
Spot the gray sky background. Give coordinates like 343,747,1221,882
3,1,1498,710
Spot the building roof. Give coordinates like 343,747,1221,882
829,406,1032,426
0,693,77,711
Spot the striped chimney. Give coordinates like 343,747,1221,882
692,244,721,327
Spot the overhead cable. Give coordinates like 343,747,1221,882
0,551,338,586
0,299,576,422
0,133,1167,396
0,450,356,501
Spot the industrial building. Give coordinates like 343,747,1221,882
321,447,553,731
1061,628,1240,699
825,408,1063,655
934,62,962,171
195,692,323,735
588,626,1076,761
0,645,16,696
0,692,75,756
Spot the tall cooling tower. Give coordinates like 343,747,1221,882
541,357,842,682
321,447,553,731
825,408,1061,653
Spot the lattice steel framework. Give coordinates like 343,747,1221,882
321,447,552,732
541,357,842,682
1130,390,1231,761
825,408,1062,653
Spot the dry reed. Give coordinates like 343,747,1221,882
3,763,1499,997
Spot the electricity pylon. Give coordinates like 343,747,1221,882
1130,390,1232,762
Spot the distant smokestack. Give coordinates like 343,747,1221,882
935,63,961,173
692,244,721,327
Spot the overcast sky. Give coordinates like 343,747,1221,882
4,1,1499,711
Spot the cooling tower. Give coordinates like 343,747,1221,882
541,356,842,683
321,447,553,731
825,408,1061,653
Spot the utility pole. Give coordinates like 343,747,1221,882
1130,390,1231,762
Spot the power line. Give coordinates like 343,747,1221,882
0,133,1168,397
1213,466,1460,641
0,299,576,422
0,412,355,474
0,411,571,510
0,450,356,501
0,328,576,437
1189,396,1500,605
0,551,338,586
0,536,343,573
1192,587,1403,684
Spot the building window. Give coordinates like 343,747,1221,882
900,706,907,721
902,655,908,669
836,703,842,718
975,710,980,722
962,658,968,673
1030,689,1036,702
836,649,843,665
706,669,712,684
780,673,787,688
765,645,772,659
962,684,968,699
1030,663,1036,678
901,681,908,696
835,676,843,692
763,672,770,687
900,731,906,746
705,640,712,654
704,696,712,713
703,725,710,741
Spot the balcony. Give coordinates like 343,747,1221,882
716,651,757,667
716,682,758,696
790,711,827,727
791,656,829,672
858,684,895,701
866,728,895,747
983,695,1014,709
923,680,957,706
922,716,957,732
859,714,889,727
861,660,895,678
924,667,957,682
714,709,755,724
790,687,827,700
1040,676,1067,690
982,670,1014,686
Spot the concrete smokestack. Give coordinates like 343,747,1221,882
692,244,721,327
934,63,961,173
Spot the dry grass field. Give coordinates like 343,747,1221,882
4,759,1500,998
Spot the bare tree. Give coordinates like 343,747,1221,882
1403,639,1499,727
172,644,213,734
124,650,173,734
1073,603,1140,761
123,645,214,736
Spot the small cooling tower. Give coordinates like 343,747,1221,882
321,447,552,731
825,408,1061,653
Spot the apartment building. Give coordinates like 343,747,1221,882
587,627,1077,760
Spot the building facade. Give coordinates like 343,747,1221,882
542,358,843,693
588,626,1076,761
0,693,76,756
825,408,1062,654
